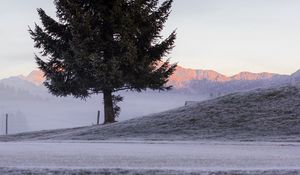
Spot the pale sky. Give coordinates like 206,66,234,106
1,0,300,78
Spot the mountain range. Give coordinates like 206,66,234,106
2,65,300,97
167,65,300,96
168,65,280,88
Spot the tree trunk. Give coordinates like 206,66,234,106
103,90,116,124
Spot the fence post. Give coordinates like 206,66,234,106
97,110,100,125
5,114,8,135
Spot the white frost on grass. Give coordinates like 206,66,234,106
0,142,300,173
0,168,300,175
1,84,300,142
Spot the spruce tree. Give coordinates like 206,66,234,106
29,0,177,124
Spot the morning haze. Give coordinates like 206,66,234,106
1,0,300,77
1,1,300,174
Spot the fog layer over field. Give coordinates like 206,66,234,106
0,78,207,134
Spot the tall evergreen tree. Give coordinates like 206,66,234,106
29,0,177,124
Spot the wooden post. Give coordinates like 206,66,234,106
5,114,8,135
97,110,100,125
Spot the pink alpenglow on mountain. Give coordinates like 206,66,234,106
23,70,45,86
167,66,277,89
168,65,230,88
22,66,279,89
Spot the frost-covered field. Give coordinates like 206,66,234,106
2,84,300,142
1,85,300,174
0,168,300,175
0,141,300,175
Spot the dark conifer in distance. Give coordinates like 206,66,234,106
29,0,177,124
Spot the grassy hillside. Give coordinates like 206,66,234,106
1,84,300,142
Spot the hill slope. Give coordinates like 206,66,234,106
1,84,300,142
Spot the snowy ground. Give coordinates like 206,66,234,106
0,141,300,174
